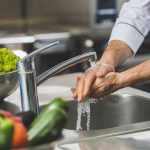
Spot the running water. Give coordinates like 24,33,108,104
76,61,97,131
76,98,97,131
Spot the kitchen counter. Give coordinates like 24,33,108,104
5,73,150,150
6,72,150,104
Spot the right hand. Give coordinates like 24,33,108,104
71,61,115,102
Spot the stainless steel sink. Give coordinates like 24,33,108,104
64,94,150,130
4,92,150,132
3,92,150,149
0,100,20,115
132,81,150,93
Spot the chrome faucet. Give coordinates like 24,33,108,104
17,42,97,115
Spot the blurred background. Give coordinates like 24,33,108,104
0,0,150,75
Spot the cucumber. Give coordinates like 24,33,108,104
44,97,68,111
30,97,68,128
28,97,68,146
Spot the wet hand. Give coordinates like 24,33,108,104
71,61,115,102
90,72,121,99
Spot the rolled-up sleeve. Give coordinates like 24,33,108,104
109,0,150,54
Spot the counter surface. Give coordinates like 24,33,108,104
5,73,150,150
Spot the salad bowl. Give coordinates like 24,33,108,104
0,70,19,100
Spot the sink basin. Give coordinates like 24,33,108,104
7,87,150,131
3,90,150,149
132,81,150,93
64,94,150,130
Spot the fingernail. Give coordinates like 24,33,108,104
77,98,80,102
78,96,81,102
78,99,82,103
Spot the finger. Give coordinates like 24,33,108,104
71,88,76,97
77,77,85,102
96,67,107,77
76,76,81,83
70,88,77,99
71,88,75,94
89,77,107,99
83,73,96,99
90,91,104,99
71,88,78,100
73,76,81,99
90,85,104,99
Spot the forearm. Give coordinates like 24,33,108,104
119,60,150,88
99,40,133,67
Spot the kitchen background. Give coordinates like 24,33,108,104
0,0,150,75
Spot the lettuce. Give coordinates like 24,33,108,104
0,48,20,74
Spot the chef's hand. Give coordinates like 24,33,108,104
71,61,115,102
90,72,121,99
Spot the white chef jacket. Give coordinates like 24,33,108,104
109,0,150,54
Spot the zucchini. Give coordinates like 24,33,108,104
30,97,68,128
43,97,68,111
28,97,68,146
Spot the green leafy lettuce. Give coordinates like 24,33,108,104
0,48,20,74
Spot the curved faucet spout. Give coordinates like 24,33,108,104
36,52,97,86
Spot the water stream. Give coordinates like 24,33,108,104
76,98,97,131
76,61,97,131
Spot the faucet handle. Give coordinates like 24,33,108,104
18,41,59,71
20,41,59,63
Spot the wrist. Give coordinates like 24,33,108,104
100,40,133,67
118,72,132,88
96,61,107,67
95,60,115,72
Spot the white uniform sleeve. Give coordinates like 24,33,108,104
109,0,150,54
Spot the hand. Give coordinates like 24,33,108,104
71,61,115,102
90,72,121,99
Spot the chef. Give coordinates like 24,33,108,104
72,0,150,102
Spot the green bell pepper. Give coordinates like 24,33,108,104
0,116,14,150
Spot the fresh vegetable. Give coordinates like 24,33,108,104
0,48,20,74
28,97,68,146
0,97,68,148
0,117,14,150
31,97,68,127
12,120,28,149
47,97,68,111
0,110,28,149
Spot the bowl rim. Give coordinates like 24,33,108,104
0,70,18,76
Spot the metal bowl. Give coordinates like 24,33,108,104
0,70,19,100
